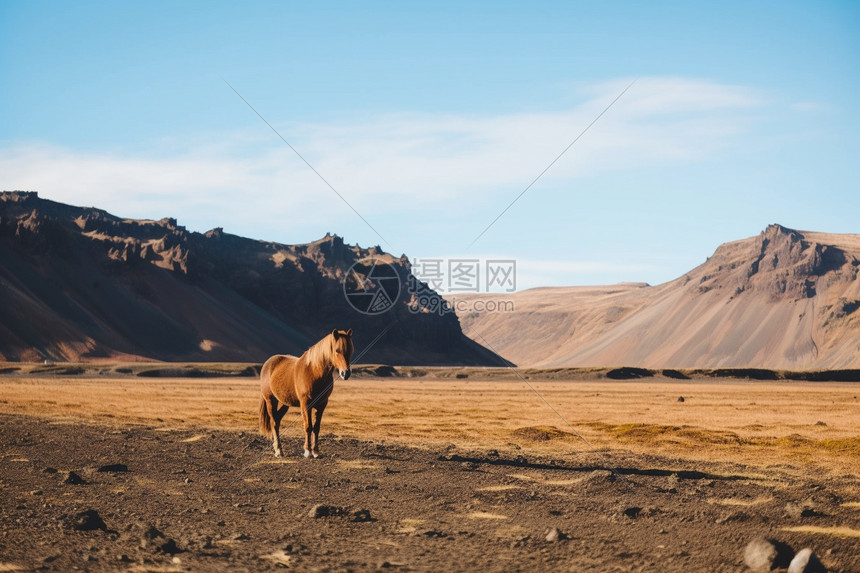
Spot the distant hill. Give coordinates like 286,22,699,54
453,224,860,369
0,191,501,365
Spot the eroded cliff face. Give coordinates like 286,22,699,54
694,224,859,303
0,191,501,365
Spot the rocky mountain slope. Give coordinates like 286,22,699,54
454,224,860,369
0,191,501,365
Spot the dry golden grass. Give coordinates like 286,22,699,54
1,375,858,474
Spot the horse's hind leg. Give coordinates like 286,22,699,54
310,401,328,458
270,398,288,457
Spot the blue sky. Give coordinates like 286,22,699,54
2,1,858,289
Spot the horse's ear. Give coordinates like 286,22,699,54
346,328,353,337
332,329,340,340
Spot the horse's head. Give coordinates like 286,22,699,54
331,328,354,380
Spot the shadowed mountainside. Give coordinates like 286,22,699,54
453,224,860,369
0,191,501,365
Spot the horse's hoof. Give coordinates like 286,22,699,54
303,449,311,458
274,449,282,458
312,451,321,459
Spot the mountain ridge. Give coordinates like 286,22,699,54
0,191,502,365
453,224,860,369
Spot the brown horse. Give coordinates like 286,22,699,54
259,329,354,458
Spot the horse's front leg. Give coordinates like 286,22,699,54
311,401,328,458
301,403,313,458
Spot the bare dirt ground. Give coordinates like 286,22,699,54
1,369,859,572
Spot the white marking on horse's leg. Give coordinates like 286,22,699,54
303,449,311,458
273,436,282,457
312,450,320,459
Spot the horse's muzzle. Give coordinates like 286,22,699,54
339,369,351,380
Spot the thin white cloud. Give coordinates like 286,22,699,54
1,76,763,235
404,251,659,292
791,101,826,112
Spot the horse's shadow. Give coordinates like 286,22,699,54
439,453,753,482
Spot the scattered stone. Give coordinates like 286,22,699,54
140,525,181,554
64,471,86,485
158,538,181,555
744,538,794,571
97,463,128,473
623,507,642,519
788,548,812,573
545,527,567,542
232,533,250,541
785,503,818,519
788,548,825,573
141,525,164,543
308,504,331,518
814,421,827,426
43,467,58,474
678,396,685,402
352,509,374,522
744,538,777,572
70,509,106,531
29,489,43,496
117,554,133,563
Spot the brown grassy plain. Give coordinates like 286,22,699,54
2,368,860,572
2,370,858,474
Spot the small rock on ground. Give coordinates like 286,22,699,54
63,471,86,485
788,548,826,573
97,463,128,472
352,509,374,522
744,538,776,572
69,509,106,531
623,507,642,519
785,503,817,519
308,504,343,518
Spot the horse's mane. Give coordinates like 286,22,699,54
301,333,334,379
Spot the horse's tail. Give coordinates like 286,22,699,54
259,396,273,438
